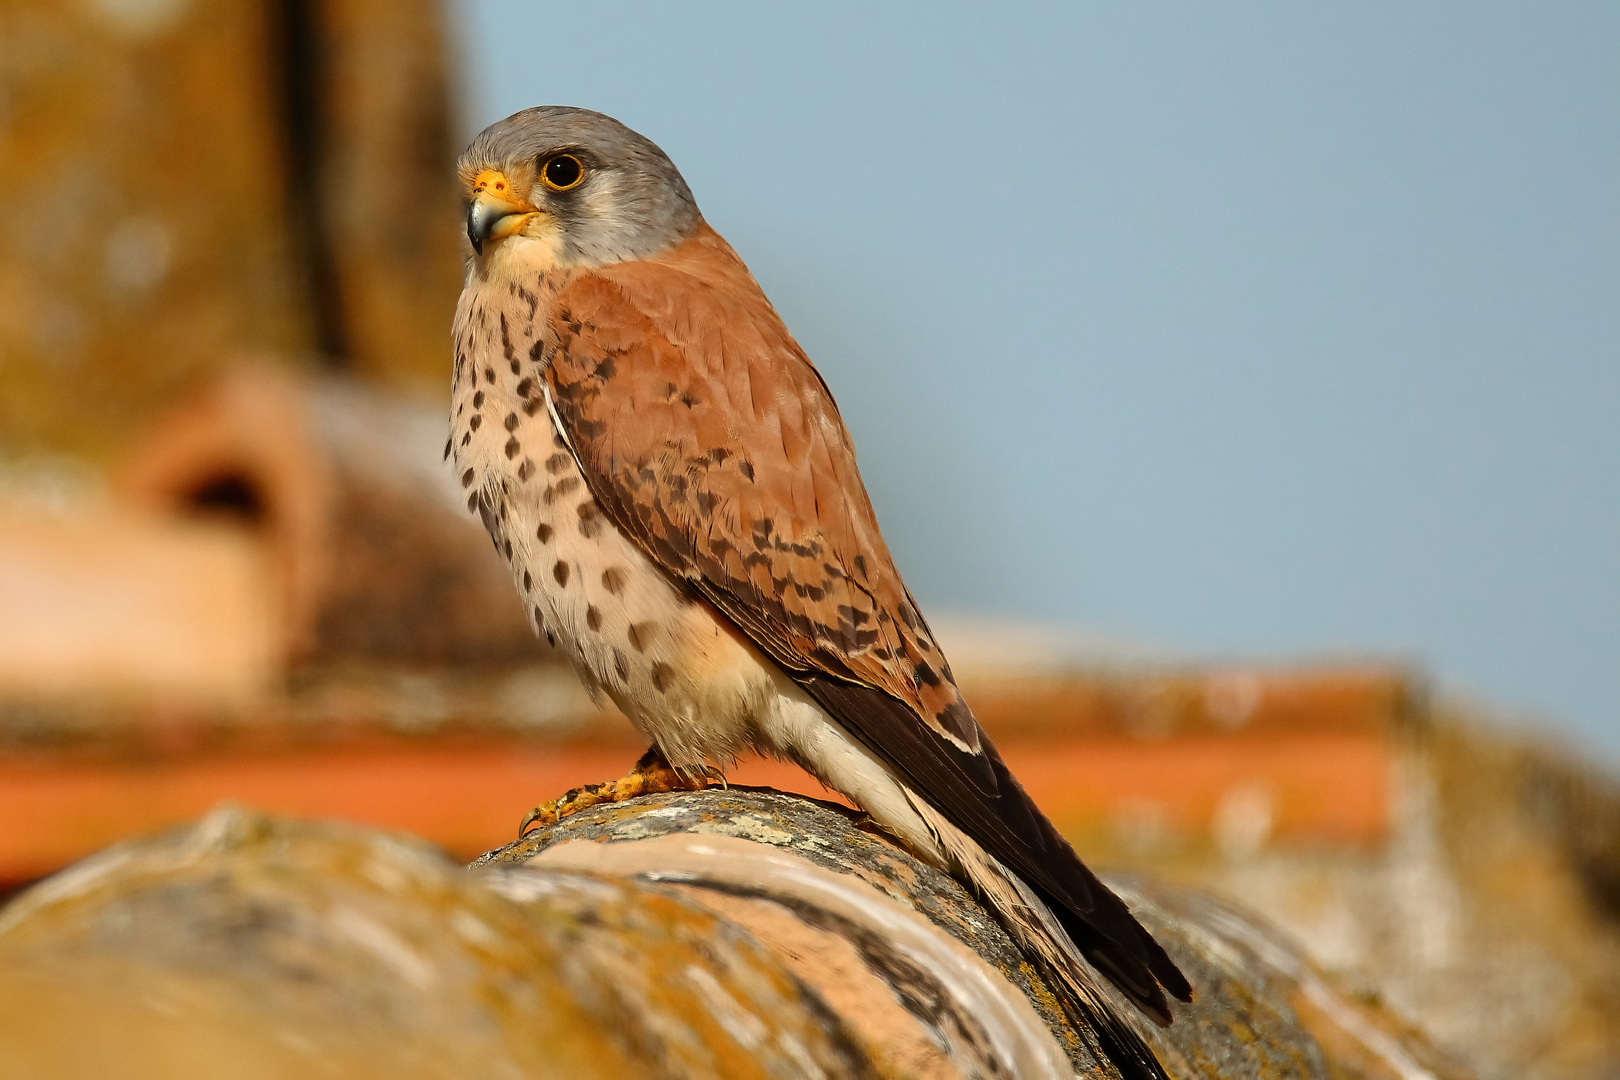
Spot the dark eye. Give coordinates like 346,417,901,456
541,154,584,191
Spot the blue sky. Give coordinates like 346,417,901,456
453,2,1619,756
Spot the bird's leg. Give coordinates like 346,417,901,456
518,746,715,838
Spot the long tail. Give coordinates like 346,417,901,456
907,794,1173,1080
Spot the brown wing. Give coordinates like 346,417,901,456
545,224,1190,1015
544,226,972,745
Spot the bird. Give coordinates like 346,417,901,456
449,105,1192,1079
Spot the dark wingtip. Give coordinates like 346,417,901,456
1137,924,1194,1004
1083,937,1180,1026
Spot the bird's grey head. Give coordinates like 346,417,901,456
458,106,701,269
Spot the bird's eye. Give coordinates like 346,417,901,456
541,154,584,191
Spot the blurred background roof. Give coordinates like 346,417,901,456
453,0,1619,759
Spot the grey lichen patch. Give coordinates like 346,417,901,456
606,819,661,842
689,816,794,846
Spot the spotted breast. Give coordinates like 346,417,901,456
449,268,780,772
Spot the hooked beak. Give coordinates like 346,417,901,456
466,169,539,254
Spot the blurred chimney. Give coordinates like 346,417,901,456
116,365,543,668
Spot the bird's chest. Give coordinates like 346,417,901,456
449,276,609,647
447,276,767,767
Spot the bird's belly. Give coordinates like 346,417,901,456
450,378,769,772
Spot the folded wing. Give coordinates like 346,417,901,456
543,224,1192,1021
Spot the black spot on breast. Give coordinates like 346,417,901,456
586,606,602,631
460,432,470,447
470,415,482,431
627,622,653,652
441,438,451,462
517,377,534,397
602,567,627,594
502,539,512,559
524,397,545,416
504,436,521,459
553,561,570,586
522,570,532,592
499,313,515,363
473,391,485,408
504,413,519,432
536,522,553,543
529,339,546,363
460,469,475,488
576,501,602,538
484,368,495,384
651,662,674,693
517,459,534,481
613,650,629,681
555,477,581,496
546,453,571,474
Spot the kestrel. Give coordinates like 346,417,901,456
450,106,1191,1078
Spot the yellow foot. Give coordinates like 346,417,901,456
518,748,716,838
